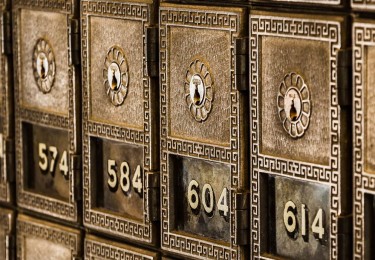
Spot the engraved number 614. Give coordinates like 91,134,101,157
283,200,325,241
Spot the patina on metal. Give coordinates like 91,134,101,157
81,0,159,245
13,0,80,223
160,3,249,259
16,214,81,260
250,11,349,259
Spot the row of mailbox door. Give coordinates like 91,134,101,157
0,0,374,259
0,209,164,260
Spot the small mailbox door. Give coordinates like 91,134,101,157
13,0,80,223
16,214,81,260
160,3,249,259
81,0,159,245
250,11,349,259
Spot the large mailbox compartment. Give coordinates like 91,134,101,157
16,214,81,259
0,0,14,205
160,3,249,259
249,11,351,259
353,20,375,259
13,0,81,223
85,234,159,259
0,208,14,260
81,0,160,245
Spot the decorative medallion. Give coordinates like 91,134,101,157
103,46,129,106
277,72,311,138
32,38,55,93
184,58,214,122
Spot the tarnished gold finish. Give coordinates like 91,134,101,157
277,72,311,138
16,214,81,259
32,38,55,94
160,3,248,259
184,57,214,122
85,235,159,259
352,0,375,11
250,11,348,259
13,0,80,223
353,20,375,259
103,46,129,106
81,0,159,245
0,0,14,205
0,208,14,260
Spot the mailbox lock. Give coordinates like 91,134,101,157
277,72,311,138
103,46,129,106
184,58,214,122
32,38,55,93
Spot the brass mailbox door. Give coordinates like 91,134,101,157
0,208,14,260
81,0,159,245
13,0,80,222
16,214,81,259
85,235,159,259
0,0,14,205
250,12,349,259
160,4,248,259
353,20,375,259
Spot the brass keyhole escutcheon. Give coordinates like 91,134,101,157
33,38,55,94
103,46,129,106
277,72,311,138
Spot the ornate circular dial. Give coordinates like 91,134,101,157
277,72,311,138
184,58,214,122
103,46,129,106
33,38,55,93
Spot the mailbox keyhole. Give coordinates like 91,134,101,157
40,56,47,79
111,70,118,90
193,83,201,105
290,97,298,122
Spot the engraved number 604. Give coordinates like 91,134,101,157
107,159,142,195
283,200,325,241
187,179,229,218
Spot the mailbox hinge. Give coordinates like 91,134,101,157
70,154,82,202
5,234,14,260
2,11,11,55
234,191,250,246
235,37,249,92
337,48,352,107
4,138,15,183
146,26,159,78
146,171,160,222
70,19,80,65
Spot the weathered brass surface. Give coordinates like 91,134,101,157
16,214,81,260
81,0,159,245
13,0,80,222
85,234,159,259
353,20,375,259
250,11,348,259
0,208,13,260
160,3,248,259
0,0,14,205
260,175,330,259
